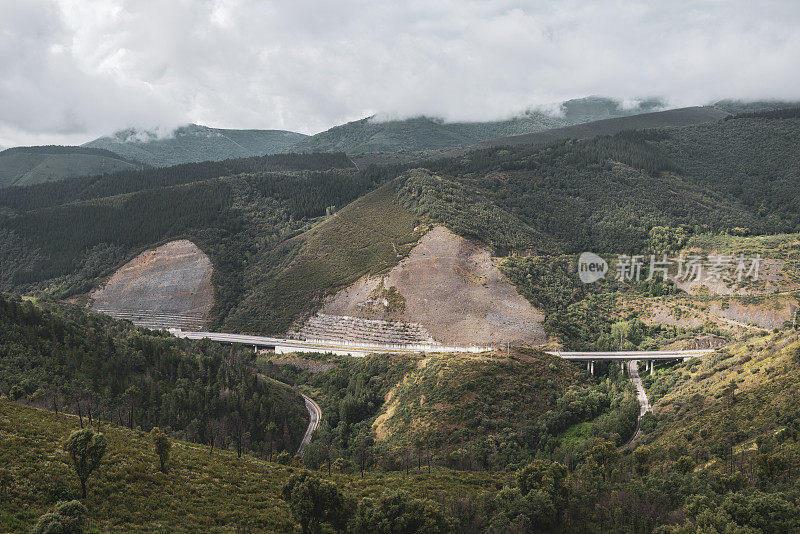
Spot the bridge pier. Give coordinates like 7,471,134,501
590,360,595,376
649,360,654,375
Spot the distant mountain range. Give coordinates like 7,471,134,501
1,97,798,188
83,124,308,167
477,106,728,148
0,145,141,188
291,96,666,153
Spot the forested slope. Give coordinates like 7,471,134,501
290,97,666,154
0,294,308,453
0,146,142,188
2,111,799,342
0,151,354,212
84,124,308,167
477,106,726,148
400,110,800,255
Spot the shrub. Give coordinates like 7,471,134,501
32,500,88,534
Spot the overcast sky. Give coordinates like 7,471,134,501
1,0,799,147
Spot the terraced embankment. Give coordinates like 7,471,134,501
299,226,547,346
90,240,213,330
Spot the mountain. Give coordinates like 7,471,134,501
711,99,800,115
289,116,479,154
0,145,142,188
478,106,727,148
3,108,800,347
84,123,308,167
292,97,667,154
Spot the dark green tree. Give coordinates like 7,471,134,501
64,429,107,498
281,471,351,533
152,427,171,473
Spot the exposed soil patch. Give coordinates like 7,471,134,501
306,226,546,346
90,240,213,330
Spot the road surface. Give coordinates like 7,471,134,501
549,349,714,360
297,394,321,456
171,329,490,356
626,360,651,445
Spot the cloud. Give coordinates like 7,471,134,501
1,0,799,146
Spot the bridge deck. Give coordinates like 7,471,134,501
171,329,714,360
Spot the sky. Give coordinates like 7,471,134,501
1,0,800,147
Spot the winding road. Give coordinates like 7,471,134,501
297,394,321,456
626,360,651,445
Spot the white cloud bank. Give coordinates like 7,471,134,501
1,0,799,146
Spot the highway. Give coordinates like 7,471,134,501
173,329,715,360
298,394,321,456
548,349,715,360
170,329,490,356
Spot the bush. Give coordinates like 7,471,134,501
32,500,88,534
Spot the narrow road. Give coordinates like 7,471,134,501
297,394,321,456
626,360,651,446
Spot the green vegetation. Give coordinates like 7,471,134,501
0,166,388,332
3,112,800,346
31,500,88,534
84,124,308,167
5,316,800,532
0,145,141,188
226,182,421,333
0,294,308,453
262,349,640,474
501,254,686,350
0,400,502,532
291,97,667,154
479,105,726,148
0,151,354,212
64,429,107,498
152,428,171,473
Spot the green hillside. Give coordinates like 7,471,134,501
6,337,800,532
84,124,308,167
0,151,355,213
2,111,800,345
0,399,504,532
635,332,800,497
291,97,667,154
402,111,800,255
0,294,309,453
4,301,800,532
0,146,142,188
0,165,395,333
477,106,727,148
221,181,421,333
290,116,478,154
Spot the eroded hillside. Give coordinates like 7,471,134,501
90,239,213,330
299,225,546,346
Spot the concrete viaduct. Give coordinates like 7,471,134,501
171,329,714,371
547,349,715,375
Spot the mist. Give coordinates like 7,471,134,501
1,0,799,146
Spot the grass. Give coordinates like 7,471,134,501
0,400,506,533
226,181,423,333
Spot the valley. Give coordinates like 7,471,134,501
3,103,800,533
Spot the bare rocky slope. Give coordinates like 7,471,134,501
90,240,213,330
295,226,547,347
